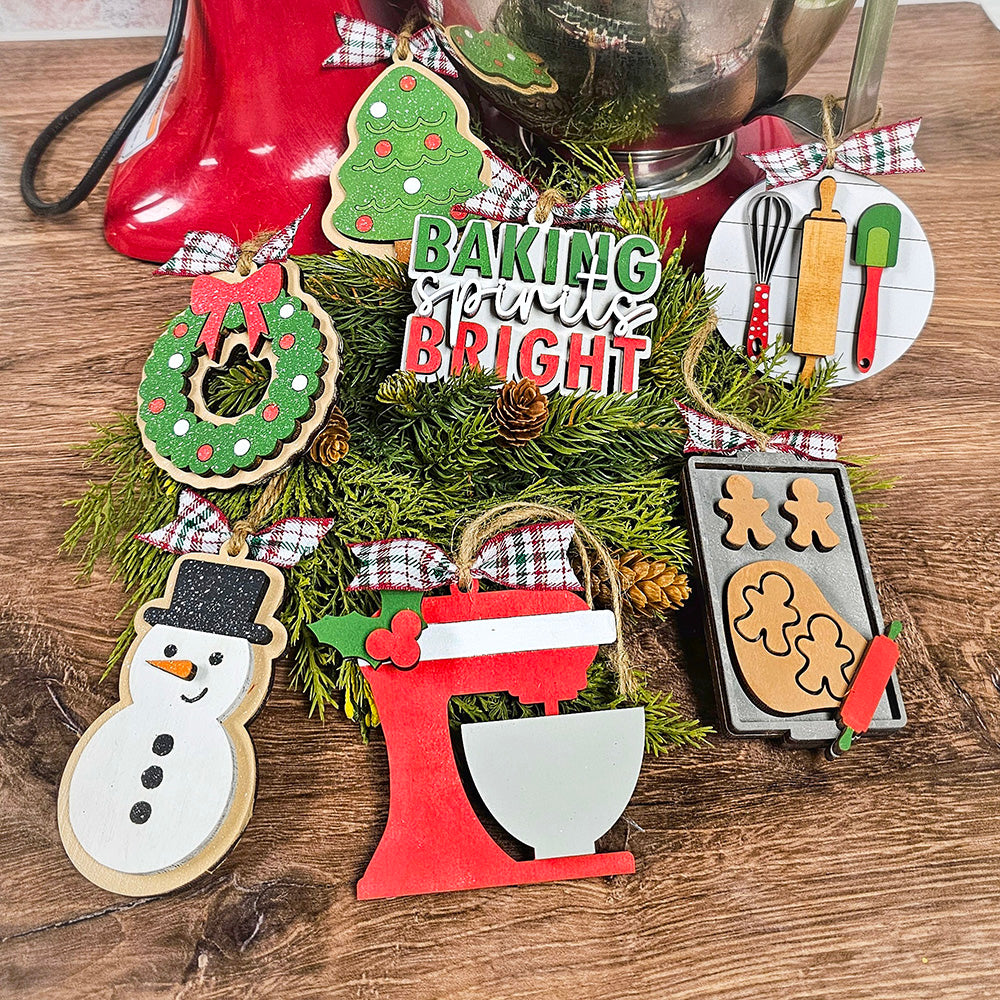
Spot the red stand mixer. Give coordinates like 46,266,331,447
313,585,645,900
22,0,898,268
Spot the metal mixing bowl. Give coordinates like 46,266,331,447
427,0,858,192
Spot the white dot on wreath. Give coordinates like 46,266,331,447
404,177,421,194
279,303,295,318
168,353,184,369
291,374,308,391
370,101,387,118
234,438,251,456
173,419,190,436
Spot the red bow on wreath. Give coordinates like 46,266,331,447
154,208,309,361
190,265,283,361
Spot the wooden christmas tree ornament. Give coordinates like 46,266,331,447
445,25,558,95
323,57,490,261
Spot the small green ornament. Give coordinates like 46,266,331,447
446,26,558,95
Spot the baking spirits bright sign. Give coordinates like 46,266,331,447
401,215,662,394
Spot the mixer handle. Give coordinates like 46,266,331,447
755,0,899,141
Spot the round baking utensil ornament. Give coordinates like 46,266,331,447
704,171,934,386
137,259,341,490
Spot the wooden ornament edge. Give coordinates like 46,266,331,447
57,552,287,896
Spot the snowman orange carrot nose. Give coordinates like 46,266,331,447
147,658,196,680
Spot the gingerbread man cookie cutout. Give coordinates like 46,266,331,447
733,570,800,656
782,477,840,550
793,614,856,698
717,474,777,549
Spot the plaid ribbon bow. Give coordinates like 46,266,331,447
347,521,581,591
458,151,625,228
323,13,456,77
155,208,309,277
138,489,334,569
746,119,924,188
676,402,842,462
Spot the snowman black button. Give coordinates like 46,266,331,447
130,801,152,824
152,733,174,756
141,765,164,788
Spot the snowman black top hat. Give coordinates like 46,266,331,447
144,558,275,644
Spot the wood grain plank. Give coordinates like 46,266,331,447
2,7,1000,999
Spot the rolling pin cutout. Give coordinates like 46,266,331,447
791,175,847,384
853,203,902,372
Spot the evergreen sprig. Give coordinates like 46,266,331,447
62,147,887,752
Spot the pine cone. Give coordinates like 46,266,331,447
494,378,548,446
592,549,691,616
309,407,351,466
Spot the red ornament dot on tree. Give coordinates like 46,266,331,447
172,323,188,339
450,205,469,221
148,398,166,414
424,133,442,150
278,333,296,350
196,444,214,462
484,38,492,46
262,403,280,422
356,215,374,233
375,140,393,157
493,58,503,67
399,75,416,92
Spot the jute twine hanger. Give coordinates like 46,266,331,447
820,93,883,168
452,501,638,701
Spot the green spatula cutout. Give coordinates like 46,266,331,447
854,203,902,371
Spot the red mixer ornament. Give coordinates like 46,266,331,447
309,519,646,899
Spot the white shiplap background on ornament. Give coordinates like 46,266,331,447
0,0,997,40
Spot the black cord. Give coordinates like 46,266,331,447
20,0,188,217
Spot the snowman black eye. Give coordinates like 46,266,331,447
164,644,178,657
209,652,223,665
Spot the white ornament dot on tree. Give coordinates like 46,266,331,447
370,101,387,118
403,177,422,194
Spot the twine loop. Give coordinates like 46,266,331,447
821,93,883,170
681,312,772,451
225,469,290,557
533,188,565,224
235,229,277,276
453,501,638,700
394,10,422,60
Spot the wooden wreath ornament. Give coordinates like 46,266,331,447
139,217,341,490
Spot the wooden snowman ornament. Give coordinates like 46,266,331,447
59,551,286,895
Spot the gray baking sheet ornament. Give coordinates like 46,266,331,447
677,404,905,745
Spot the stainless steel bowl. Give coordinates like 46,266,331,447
427,0,887,194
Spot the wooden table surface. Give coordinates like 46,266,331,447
2,6,999,998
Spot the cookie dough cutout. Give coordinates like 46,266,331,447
717,474,777,550
782,477,840,551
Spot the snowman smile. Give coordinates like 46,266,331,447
181,686,209,704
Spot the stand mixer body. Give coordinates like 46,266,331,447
357,587,635,900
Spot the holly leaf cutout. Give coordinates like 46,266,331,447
309,591,424,662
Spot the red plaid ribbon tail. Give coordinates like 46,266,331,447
675,401,841,462
347,521,581,591
458,150,624,228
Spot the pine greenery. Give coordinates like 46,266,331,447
62,148,888,754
